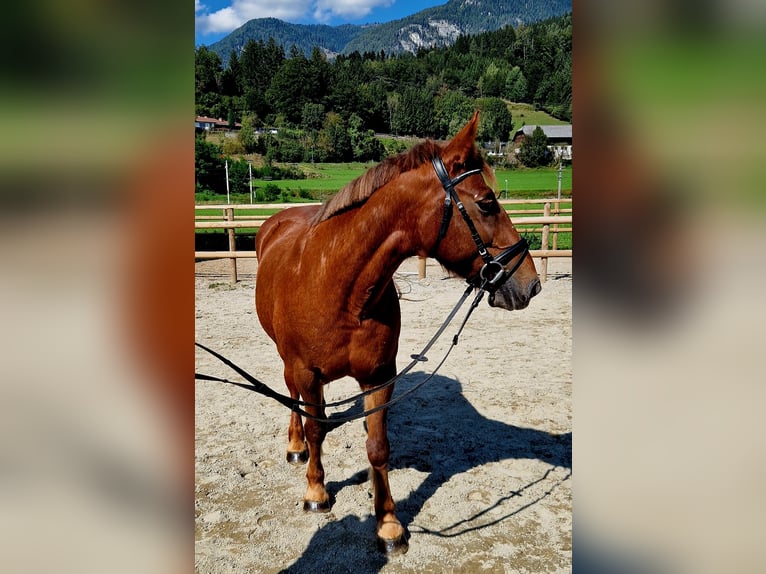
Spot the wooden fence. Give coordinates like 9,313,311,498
195,199,571,283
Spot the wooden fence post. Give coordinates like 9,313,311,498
540,202,550,283
226,207,237,283
418,256,427,279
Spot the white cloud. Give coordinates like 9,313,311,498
196,0,396,37
196,0,312,36
198,7,241,34
314,0,395,22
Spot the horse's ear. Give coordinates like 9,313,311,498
443,110,480,166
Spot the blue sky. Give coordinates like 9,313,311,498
195,0,448,46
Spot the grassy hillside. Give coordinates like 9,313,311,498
508,102,569,132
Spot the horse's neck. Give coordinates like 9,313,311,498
320,186,428,316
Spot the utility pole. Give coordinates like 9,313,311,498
248,161,253,204
225,159,230,204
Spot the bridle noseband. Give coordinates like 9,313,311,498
431,156,529,291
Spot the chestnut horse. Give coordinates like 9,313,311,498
254,112,541,554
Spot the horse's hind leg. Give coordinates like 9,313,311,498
284,365,308,465
362,369,408,555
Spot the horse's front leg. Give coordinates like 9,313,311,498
362,368,408,555
296,371,330,512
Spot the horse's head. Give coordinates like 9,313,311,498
427,111,541,311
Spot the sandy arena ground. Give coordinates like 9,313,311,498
195,255,571,573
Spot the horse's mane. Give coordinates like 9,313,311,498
311,139,443,225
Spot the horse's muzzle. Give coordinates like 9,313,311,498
488,277,541,311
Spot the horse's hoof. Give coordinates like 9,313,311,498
286,450,308,465
303,499,331,513
377,534,409,555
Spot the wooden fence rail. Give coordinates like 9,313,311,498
195,200,572,283
194,216,572,229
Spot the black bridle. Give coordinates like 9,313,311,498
195,156,531,428
431,155,529,292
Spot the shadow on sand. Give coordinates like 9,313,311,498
279,373,571,573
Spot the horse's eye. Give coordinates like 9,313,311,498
476,196,499,215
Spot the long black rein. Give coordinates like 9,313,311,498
195,282,482,430
195,155,529,430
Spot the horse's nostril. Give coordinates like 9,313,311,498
530,279,542,298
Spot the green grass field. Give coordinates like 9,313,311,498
195,163,572,249
196,163,571,205
494,167,571,198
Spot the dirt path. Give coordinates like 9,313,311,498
195,256,571,573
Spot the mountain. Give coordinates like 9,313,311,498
207,0,571,62
207,18,363,61
345,0,571,54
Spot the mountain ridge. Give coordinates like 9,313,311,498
206,0,571,61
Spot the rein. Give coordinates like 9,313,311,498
195,155,529,429
196,282,483,431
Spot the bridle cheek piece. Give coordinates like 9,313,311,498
431,156,529,292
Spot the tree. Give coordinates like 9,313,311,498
240,38,284,119
318,112,352,162
195,48,224,117
238,114,259,153
327,52,371,118
195,47,222,99
434,91,474,138
301,103,325,132
534,52,571,120
475,97,513,142
195,135,225,194
195,91,223,118
264,37,286,78
348,114,384,162
306,47,330,104
386,92,400,134
478,61,508,97
300,103,325,162
391,87,435,136
355,81,388,133
328,113,353,162
518,126,551,167
504,66,528,101
239,40,267,117
266,49,309,125
220,50,242,97
226,158,251,196
239,39,262,91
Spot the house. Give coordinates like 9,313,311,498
195,116,242,133
482,140,507,157
512,124,572,162
195,116,218,131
